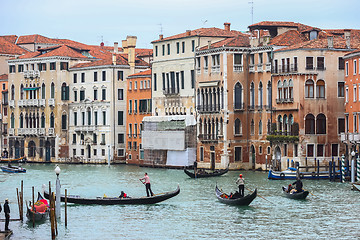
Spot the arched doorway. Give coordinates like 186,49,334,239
45,141,51,162
28,141,36,158
275,146,281,170
250,145,256,169
87,144,91,159
14,141,21,159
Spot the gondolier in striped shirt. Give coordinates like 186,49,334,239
140,173,154,197
236,174,245,197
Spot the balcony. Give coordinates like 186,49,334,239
248,105,255,111
197,104,221,113
204,67,208,74
163,88,179,96
276,98,294,104
9,100,15,108
39,128,45,135
265,62,271,72
24,99,39,107
234,103,245,111
18,100,24,107
9,128,14,136
48,128,55,135
24,70,40,78
74,125,96,132
211,65,220,73
48,98,55,107
256,105,263,111
234,64,243,72
198,134,219,142
273,64,298,74
257,64,263,72
39,99,46,107
196,68,201,74
249,64,255,73
17,128,39,136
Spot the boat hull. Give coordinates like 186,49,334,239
215,186,257,206
0,166,26,173
268,169,334,180
184,168,228,178
44,185,180,205
282,188,309,200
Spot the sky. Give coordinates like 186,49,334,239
1,0,360,49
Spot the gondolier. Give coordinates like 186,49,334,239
4,198,10,231
140,173,154,197
236,174,245,197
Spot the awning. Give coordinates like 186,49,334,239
23,87,40,91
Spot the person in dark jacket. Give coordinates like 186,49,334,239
292,178,303,193
4,198,10,231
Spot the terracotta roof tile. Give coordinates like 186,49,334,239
248,21,317,33
0,74,8,80
152,27,245,43
270,30,307,46
128,69,151,77
136,49,153,57
17,45,89,59
199,35,250,50
0,35,18,44
0,37,28,55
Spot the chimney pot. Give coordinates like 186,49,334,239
159,34,163,40
186,30,191,36
208,40,211,49
327,36,334,48
224,22,231,31
114,42,118,54
112,54,116,65
344,29,351,49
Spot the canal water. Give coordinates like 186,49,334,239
0,164,359,240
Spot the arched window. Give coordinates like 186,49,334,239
235,118,242,135
250,119,255,135
234,82,243,109
316,80,325,99
41,113,45,128
305,114,315,134
258,82,263,107
220,118,223,135
28,141,36,158
42,83,46,99
278,115,282,131
289,114,294,133
50,112,55,128
283,114,288,132
277,80,282,100
197,89,201,111
11,85,15,100
316,114,326,134
267,119,271,134
25,113,28,128
283,80,288,99
51,82,55,98
11,113,15,128
267,81,272,107
20,113,23,128
259,119,263,135
305,79,314,98
87,108,91,125
20,84,24,100
288,79,293,100
199,118,203,135
250,82,255,108
61,83,69,100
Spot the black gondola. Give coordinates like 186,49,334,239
26,192,49,222
215,185,257,206
44,185,180,205
184,168,229,178
282,187,309,200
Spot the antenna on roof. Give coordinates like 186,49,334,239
158,23,163,34
248,1,254,24
203,20,208,26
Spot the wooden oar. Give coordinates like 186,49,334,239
245,187,275,205
303,188,317,197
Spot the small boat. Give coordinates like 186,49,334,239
352,183,360,191
26,192,49,221
215,185,257,206
268,168,336,180
282,187,309,200
0,165,26,173
184,168,229,178
0,156,27,163
44,185,180,205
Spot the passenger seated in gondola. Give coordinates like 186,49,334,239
119,191,127,198
232,191,241,198
283,184,293,193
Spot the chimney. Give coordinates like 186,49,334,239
224,22,231,31
112,54,116,65
127,36,137,74
122,40,128,53
327,36,334,48
344,29,351,49
159,34,163,40
208,40,211,49
186,30,191,36
114,42,118,54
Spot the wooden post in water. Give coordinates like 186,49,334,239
50,192,56,239
32,186,35,227
305,157,308,172
329,161,332,181
317,159,320,180
21,180,24,221
16,188,21,219
65,189,67,227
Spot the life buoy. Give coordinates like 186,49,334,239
280,173,285,179
299,173,304,179
311,172,316,177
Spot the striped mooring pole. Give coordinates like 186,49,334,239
357,157,360,182
341,154,346,183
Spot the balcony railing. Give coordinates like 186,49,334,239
248,105,255,111
265,62,271,72
48,128,54,135
276,98,294,104
196,68,201,74
211,65,220,73
163,88,179,96
196,104,221,113
249,64,255,72
9,128,14,136
198,134,219,142
234,64,243,72
74,126,96,132
234,103,245,111
273,64,298,74
17,128,40,136
39,99,46,107
9,100,15,108
48,98,55,107
257,63,263,72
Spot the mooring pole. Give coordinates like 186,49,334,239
341,154,346,183
65,189,68,228
32,186,35,227
357,157,360,182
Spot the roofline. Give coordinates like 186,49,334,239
343,51,360,59
69,65,148,71
127,74,152,79
275,47,355,53
151,34,238,44
7,56,94,63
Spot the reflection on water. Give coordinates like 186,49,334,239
0,164,359,239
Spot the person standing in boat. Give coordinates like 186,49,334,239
4,198,10,231
139,173,154,197
292,178,303,193
193,161,198,178
236,174,245,197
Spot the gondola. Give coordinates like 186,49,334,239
0,156,27,163
44,185,180,205
281,187,309,200
184,168,229,178
215,185,257,206
0,165,26,173
352,183,360,191
268,168,338,180
26,192,49,221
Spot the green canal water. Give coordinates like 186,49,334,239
0,164,359,240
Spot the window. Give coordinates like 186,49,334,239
234,147,242,162
118,71,123,81
259,146,263,154
61,83,69,100
81,73,85,83
134,142,137,151
162,45,165,56
94,72,98,82
305,80,314,98
305,114,315,134
338,118,345,134
118,133,124,143
153,73,157,91
234,54,242,65
199,147,204,161
338,57,345,70
181,71,185,89
73,73,77,83
258,82,263,106
128,142,132,150
354,85,357,102
284,144,287,156
102,89,106,100
93,133,97,144
134,81,137,90
94,89,97,100
234,82,243,109
94,111,98,125
191,40,195,52
18,65,24,72
316,114,326,134
118,111,123,125
140,81,143,89
354,114,358,132
338,82,345,97
331,144,338,157
102,71,106,81
80,90,85,101
317,57,325,70
102,149,105,156
118,89,123,100
167,44,170,55
345,86,349,102
74,90,78,101
129,100,132,114
277,80,283,100
234,119,242,135
74,112,77,126
267,146,271,155
101,134,106,145
250,82,255,107
307,144,314,157
134,100,138,114
61,114,67,130
316,80,325,99
118,149,125,157
346,114,349,132
82,112,85,125
259,120,263,135
155,46,158,57
102,111,106,125
60,62,68,70
306,57,313,70
9,65,15,73
50,62,56,70
354,60,358,75
345,62,349,76
182,41,185,53
72,134,76,144
250,119,255,135
191,70,195,89
294,144,298,157
176,42,180,54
